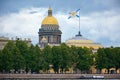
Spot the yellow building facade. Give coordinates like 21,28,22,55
0,36,31,50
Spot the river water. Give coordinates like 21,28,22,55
0,79,120,80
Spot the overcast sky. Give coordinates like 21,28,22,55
0,0,120,47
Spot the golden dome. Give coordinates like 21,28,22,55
42,16,59,25
41,7,59,25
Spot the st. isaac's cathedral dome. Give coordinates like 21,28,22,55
41,7,59,26
42,15,58,25
65,32,102,52
38,7,62,48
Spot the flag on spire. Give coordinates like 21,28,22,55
68,9,80,19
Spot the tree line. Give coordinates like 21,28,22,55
0,40,120,74
96,47,120,73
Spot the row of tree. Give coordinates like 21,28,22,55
96,47,120,73
0,40,41,73
0,40,120,74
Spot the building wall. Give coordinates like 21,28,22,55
0,36,31,50
38,25,62,48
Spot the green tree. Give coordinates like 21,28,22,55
28,45,41,73
51,43,72,73
114,47,120,73
60,43,71,73
51,46,61,73
104,48,115,73
1,41,25,72
0,50,2,71
12,44,25,71
69,46,79,73
96,48,107,73
1,46,13,72
76,47,93,73
42,45,52,73
15,40,29,72
34,45,42,72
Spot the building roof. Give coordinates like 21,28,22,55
0,36,9,41
65,32,102,49
66,35,93,43
41,7,59,26
42,16,58,25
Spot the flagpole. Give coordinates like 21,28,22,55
78,10,81,36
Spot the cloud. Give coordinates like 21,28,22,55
56,10,120,47
0,7,120,47
85,11,120,43
0,7,47,44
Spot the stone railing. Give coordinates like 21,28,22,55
0,74,120,79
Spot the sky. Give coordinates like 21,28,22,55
0,0,120,47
